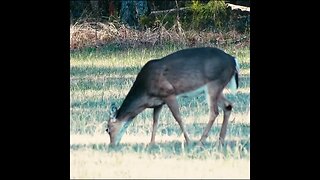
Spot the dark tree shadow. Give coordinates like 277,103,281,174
70,138,250,157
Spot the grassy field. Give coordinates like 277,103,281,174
70,44,250,179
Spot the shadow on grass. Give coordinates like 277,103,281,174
70,66,140,77
70,43,186,59
127,123,250,136
70,76,136,91
70,121,250,155
70,139,250,158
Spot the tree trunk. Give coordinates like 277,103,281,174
120,0,148,27
136,0,148,17
90,0,100,18
108,0,115,16
70,10,73,25
120,1,134,26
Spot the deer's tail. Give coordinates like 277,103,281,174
228,57,240,94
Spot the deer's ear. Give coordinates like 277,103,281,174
109,102,118,119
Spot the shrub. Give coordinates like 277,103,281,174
189,0,228,31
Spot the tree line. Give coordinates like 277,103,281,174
70,0,250,30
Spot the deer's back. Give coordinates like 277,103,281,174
136,47,235,96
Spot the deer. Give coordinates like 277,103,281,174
106,47,240,146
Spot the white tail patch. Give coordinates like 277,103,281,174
228,57,240,95
235,57,240,72
228,75,237,94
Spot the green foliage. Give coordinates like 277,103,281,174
138,15,166,28
139,13,178,30
189,0,228,31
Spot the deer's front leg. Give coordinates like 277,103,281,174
150,105,163,144
164,95,191,144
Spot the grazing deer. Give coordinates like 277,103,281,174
106,47,240,145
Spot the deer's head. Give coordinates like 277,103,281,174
106,102,131,145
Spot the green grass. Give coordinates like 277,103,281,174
70,44,250,178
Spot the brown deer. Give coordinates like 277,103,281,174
106,47,240,145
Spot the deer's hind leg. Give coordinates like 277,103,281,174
217,94,233,145
199,81,224,144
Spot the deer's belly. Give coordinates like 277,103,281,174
147,97,165,108
177,84,207,98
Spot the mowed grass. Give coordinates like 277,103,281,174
70,44,250,179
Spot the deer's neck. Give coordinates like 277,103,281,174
116,86,146,121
